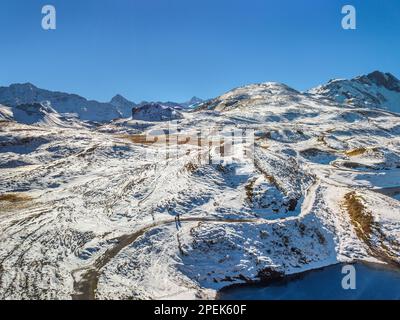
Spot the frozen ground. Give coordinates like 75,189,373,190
0,79,399,300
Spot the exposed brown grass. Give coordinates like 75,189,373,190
344,192,400,266
344,192,373,242
119,134,158,145
184,162,199,173
119,134,214,147
0,193,33,213
259,144,269,150
0,193,32,203
245,179,256,204
345,147,368,157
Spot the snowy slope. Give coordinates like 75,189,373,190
309,71,400,113
0,102,87,127
0,104,13,121
8,103,64,126
0,83,122,122
0,74,399,300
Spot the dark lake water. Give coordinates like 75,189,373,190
219,263,400,300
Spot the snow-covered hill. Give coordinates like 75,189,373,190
196,82,303,113
0,102,86,127
2,102,61,125
309,71,400,113
0,72,399,300
0,104,13,121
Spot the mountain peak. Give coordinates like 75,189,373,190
109,94,136,117
8,82,38,90
179,96,203,108
110,94,135,105
111,94,124,100
188,96,202,103
356,71,400,92
309,71,400,113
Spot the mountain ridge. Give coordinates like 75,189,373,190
308,70,400,112
0,83,203,122
1,71,399,124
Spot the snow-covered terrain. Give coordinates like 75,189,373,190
0,71,399,300
0,102,86,128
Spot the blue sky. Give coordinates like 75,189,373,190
0,0,399,102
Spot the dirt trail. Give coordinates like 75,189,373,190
71,216,258,300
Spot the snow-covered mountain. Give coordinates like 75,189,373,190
137,100,183,110
137,97,203,110
180,96,204,108
0,83,122,122
0,83,203,122
109,94,137,118
132,103,183,121
309,71,400,113
0,102,66,126
196,82,302,112
0,102,86,128
1,71,400,300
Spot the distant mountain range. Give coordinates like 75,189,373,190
0,83,203,122
0,83,121,122
0,71,399,123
